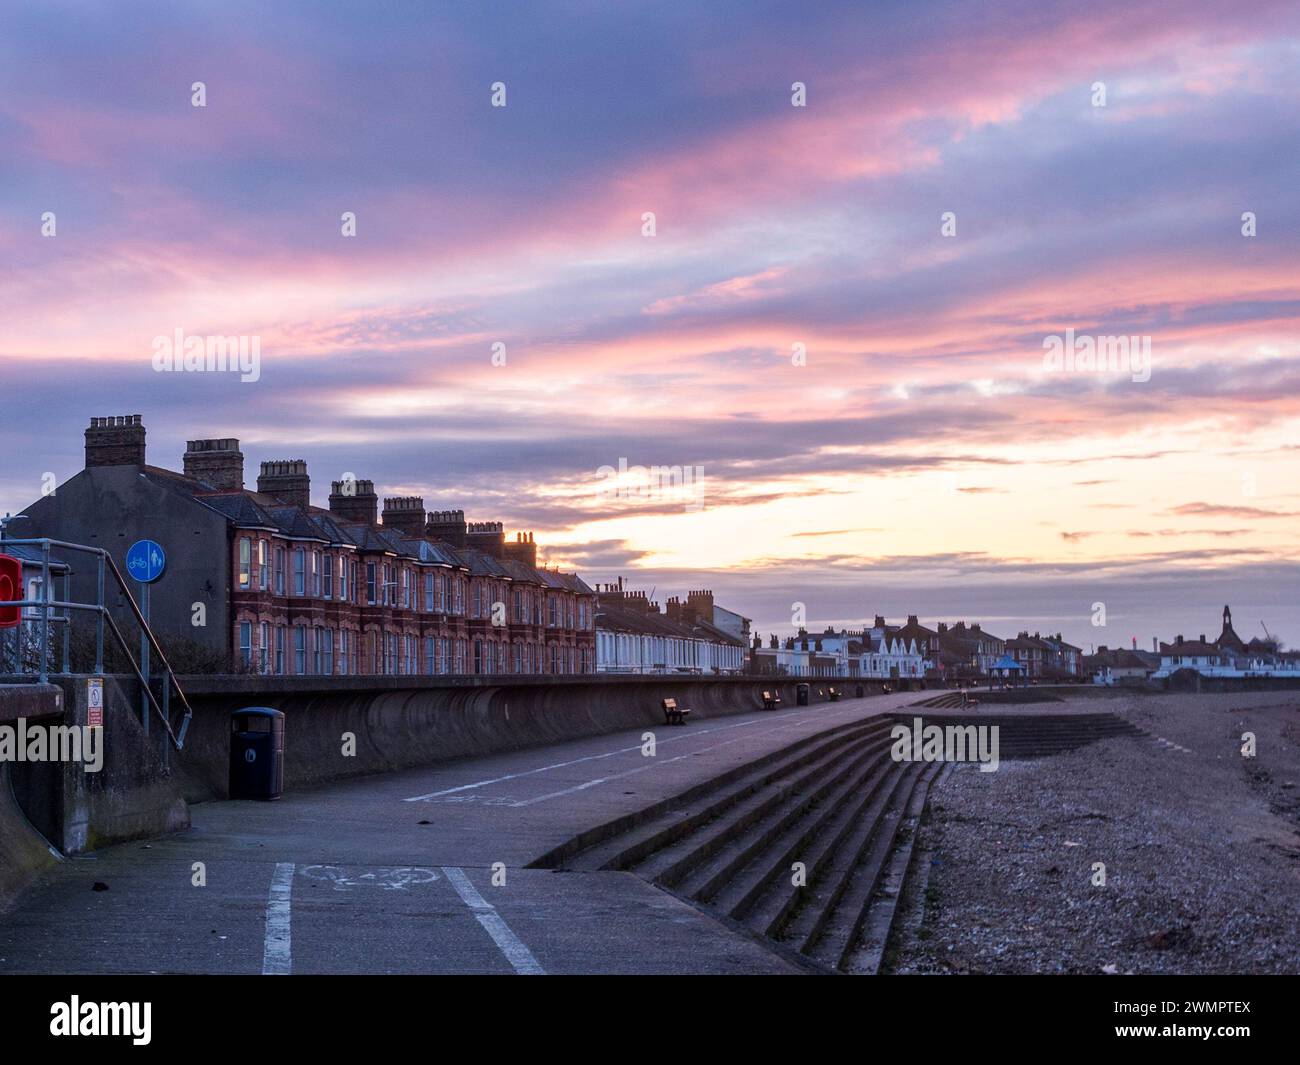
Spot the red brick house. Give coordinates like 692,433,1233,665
21,418,595,676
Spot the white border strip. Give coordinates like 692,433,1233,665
442,866,544,975
262,862,295,975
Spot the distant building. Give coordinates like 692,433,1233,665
860,631,924,680
707,599,752,647
936,621,1008,681
1005,632,1051,679
750,623,923,679
595,582,747,674
893,615,942,675
1151,606,1300,680
1040,633,1083,680
1081,645,1158,686
1154,635,1228,675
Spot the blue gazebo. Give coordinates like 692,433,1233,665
989,654,1027,688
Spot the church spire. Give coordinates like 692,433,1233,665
1217,604,1246,653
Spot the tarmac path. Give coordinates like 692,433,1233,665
0,690,935,975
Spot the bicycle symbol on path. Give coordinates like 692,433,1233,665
300,865,440,892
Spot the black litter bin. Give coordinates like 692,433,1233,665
229,707,285,800
855,684,865,698
796,683,810,706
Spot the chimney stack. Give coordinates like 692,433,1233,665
503,531,537,568
329,478,378,525
426,509,467,547
183,438,244,490
466,521,505,558
382,496,426,535
85,415,145,467
686,588,714,623
257,460,310,508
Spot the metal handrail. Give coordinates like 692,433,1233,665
0,537,192,749
0,596,189,748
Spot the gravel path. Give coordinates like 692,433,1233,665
891,691,1300,974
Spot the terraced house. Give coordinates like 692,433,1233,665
20,416,596,676
753,625,924,680
594,582,748,673
936,621,1008,682
1005,631,1082,681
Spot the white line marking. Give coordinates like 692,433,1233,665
508,716,828,807
262,862,295,975
402,706,864,802
403,718,762,801
442,866,544,975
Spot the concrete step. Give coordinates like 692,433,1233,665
704,747,902,922
777,759,921,955
558,718,892,872
804,761,934,970
841,761,945,974
633,727,894,891
740,748,902,938
669,735,896,905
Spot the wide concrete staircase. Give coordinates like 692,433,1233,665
530,717,942,973
531,709,1151,973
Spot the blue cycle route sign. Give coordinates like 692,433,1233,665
125,539,166,583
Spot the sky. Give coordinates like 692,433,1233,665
1,0,1298,649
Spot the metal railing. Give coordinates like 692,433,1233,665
0,537,192,749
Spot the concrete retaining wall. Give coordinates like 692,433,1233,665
174,674,920,802
5,675,189,877
52,675,189,855
0,684,64,911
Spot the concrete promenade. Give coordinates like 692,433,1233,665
0,690,939,975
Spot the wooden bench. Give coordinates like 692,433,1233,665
827,687,840,702
761,690,781,711
661,697,691,725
